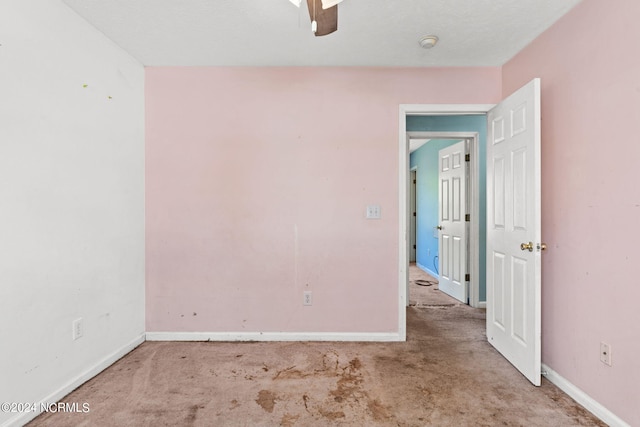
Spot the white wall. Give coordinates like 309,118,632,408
0,1,145,425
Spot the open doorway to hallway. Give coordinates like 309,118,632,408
405,130,483,310
408,136,473,308
397,104,494,340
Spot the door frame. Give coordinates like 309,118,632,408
409,168,417,263
397,104,495,339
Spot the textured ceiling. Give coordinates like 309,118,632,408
61,0,582,67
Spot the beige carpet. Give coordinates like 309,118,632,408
29,266,604,426
408,263,461,307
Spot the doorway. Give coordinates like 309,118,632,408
409,137,469,305
405,131,482,310
397,104,495,340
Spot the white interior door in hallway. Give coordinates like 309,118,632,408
437,140,468,303
486,78,542,386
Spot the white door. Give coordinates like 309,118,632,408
438,140,467,303
486,78,542,386
410,171,417,263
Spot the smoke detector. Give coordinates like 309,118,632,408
419,35,439,49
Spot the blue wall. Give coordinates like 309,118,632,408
408,115,487,302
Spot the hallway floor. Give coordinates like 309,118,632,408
29,267,604,426
408,263,461,308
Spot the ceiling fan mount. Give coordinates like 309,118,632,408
289,0,344,36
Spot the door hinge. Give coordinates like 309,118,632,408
413,179,416,184
413,212,416,217
465,273,470,282
413,244,416,249
465,214,470,222
465,154,470,162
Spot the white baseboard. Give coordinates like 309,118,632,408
416,262,438,279
476,301,486,309
3,333,145,427
146,331,403,342
542,363,630,427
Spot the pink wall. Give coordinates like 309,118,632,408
146,67,501,334
503,1,640,424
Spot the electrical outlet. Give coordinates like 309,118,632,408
427,248,431,257
72,318,83,340
366,205,381,219
303,291,312,306
600,342,611,366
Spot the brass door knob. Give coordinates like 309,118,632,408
537,243,547,251
520,242,534,252
436,226,443,230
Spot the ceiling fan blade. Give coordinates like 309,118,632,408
321,0,343,9
306,0,337,36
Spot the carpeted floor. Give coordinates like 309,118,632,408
28,266,605,426
408,263,459,307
